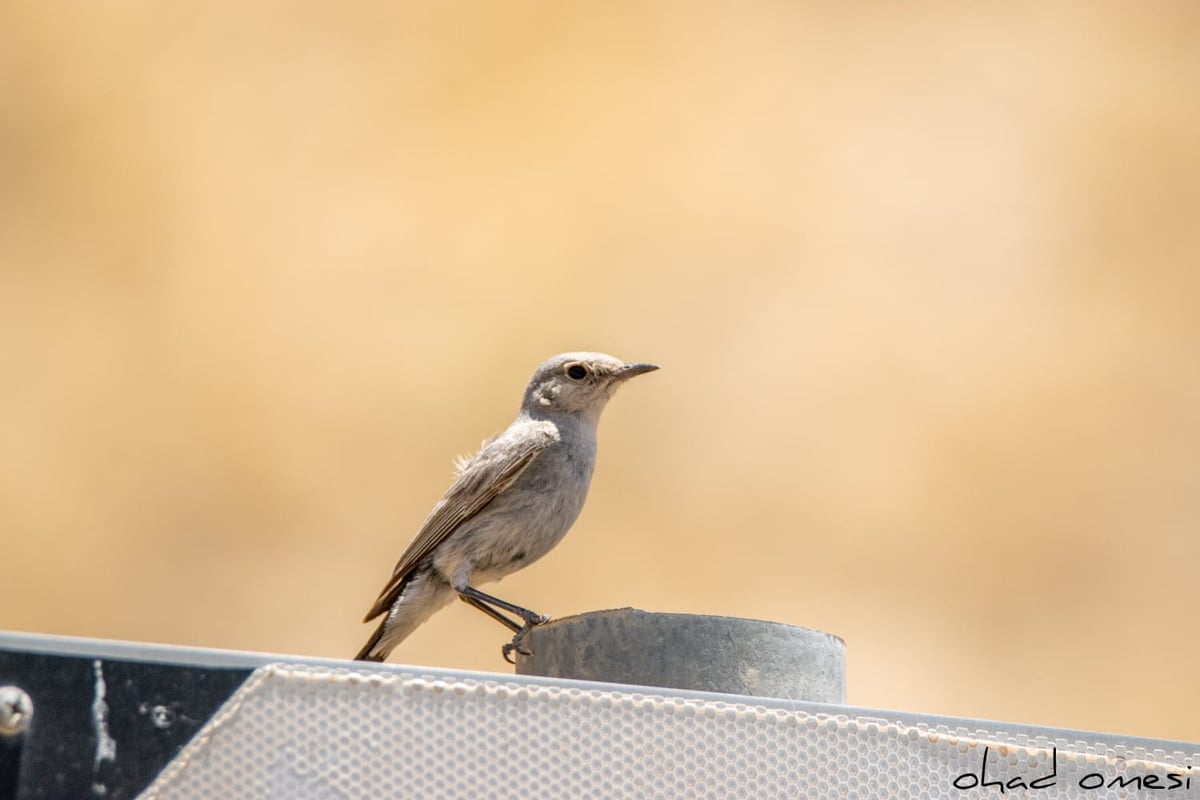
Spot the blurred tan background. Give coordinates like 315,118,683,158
2,2,1198,742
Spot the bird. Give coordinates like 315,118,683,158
355,352,659,663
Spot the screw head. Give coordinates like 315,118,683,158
0,685,33,736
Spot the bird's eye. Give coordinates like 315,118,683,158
565,363,589,381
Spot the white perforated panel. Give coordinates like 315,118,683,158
138,664,1197,799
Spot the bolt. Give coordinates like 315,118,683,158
0,686,33,736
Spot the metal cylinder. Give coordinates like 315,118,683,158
514,608,846,703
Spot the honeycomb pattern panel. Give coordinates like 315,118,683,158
139,664,1199,799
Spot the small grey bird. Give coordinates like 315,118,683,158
355,352,658,663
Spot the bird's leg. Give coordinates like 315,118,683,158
456,585,550,663
458,593,522,633
457,585,549,627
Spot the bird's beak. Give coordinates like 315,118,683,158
615,362,660,381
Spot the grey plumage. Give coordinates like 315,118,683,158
355,352,658,663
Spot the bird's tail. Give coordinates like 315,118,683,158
354,618,388,662
352,569,457,662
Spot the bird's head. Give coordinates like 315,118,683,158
522,352,658,425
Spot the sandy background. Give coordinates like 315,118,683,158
2,3,1198,742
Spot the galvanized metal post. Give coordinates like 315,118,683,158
514,608,846,703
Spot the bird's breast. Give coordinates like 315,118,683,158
455,438,595,580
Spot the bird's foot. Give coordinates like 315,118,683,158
500,639,528,664
501,616,550,664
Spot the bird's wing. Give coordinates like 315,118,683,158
362,426,555,622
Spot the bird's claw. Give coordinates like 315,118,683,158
501,639,531,664
501,616,550,664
